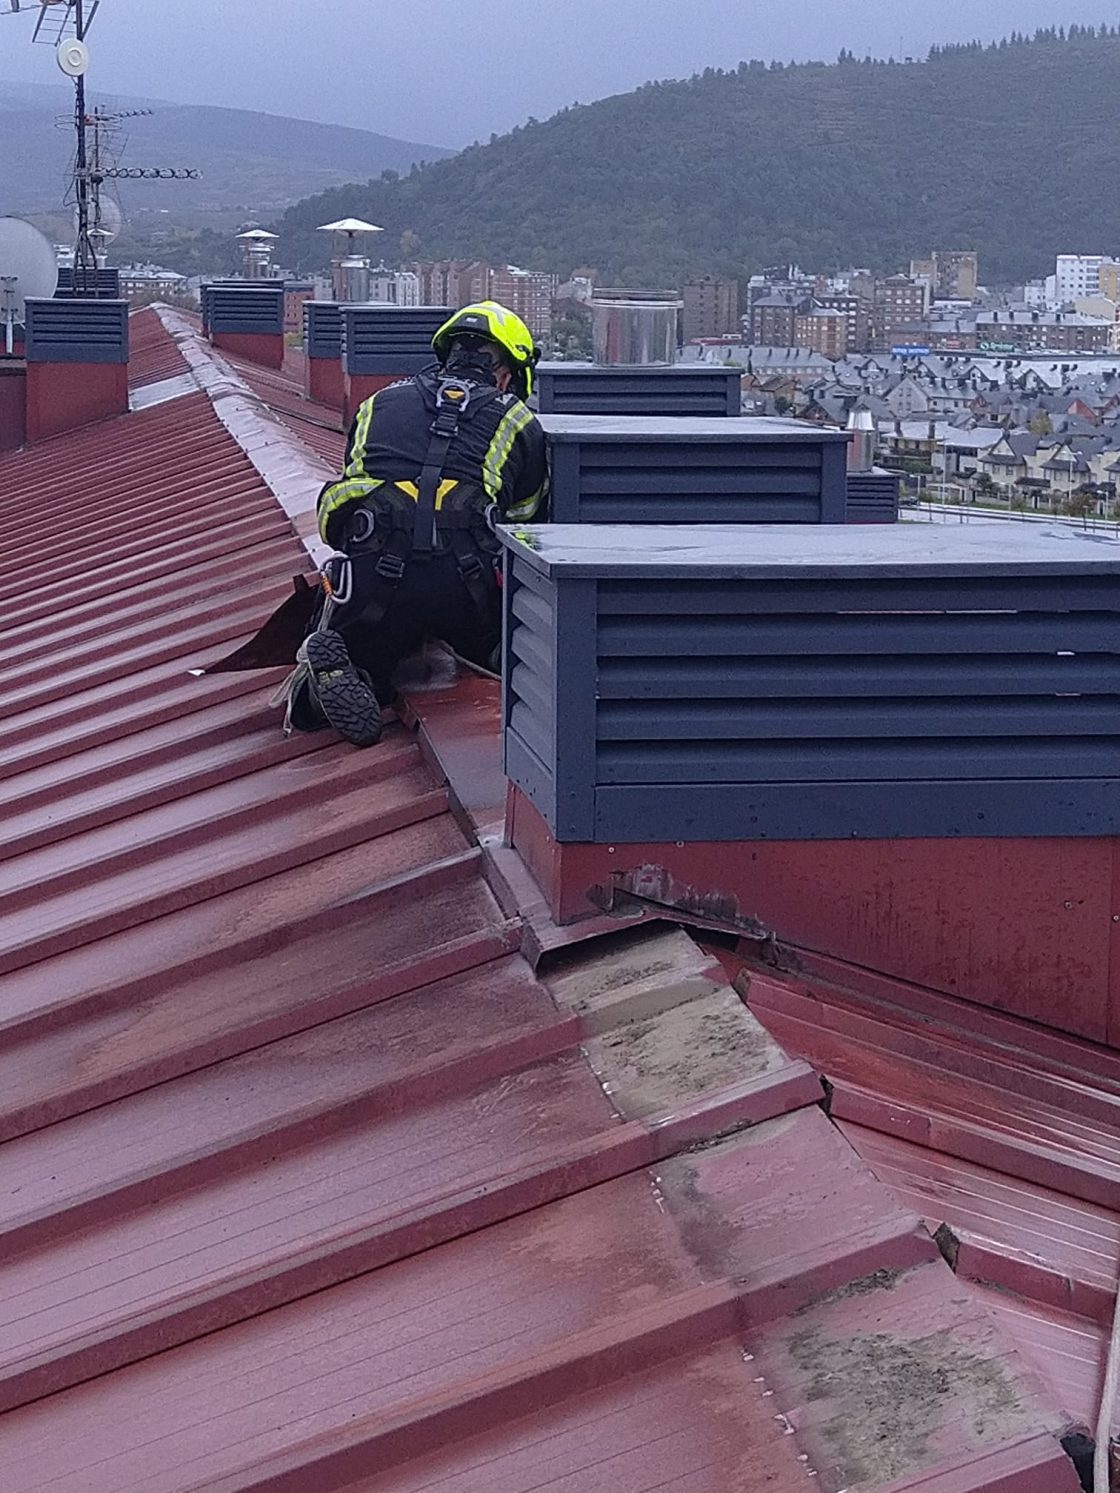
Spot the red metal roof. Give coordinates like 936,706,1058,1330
0,311,1090,1492
741,948,1120,1447
222,342,348,468
128,306,190,388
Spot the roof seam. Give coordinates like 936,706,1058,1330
153,305,332,567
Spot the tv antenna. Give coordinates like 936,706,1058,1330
0,216,59,356
5,3,200,295
65,104,200,265
0,2,106,293
53,2,98,294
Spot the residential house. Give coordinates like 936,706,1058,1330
976,432,1042,492
884,375,931,420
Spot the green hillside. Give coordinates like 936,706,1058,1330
0,82,452,218
275,26,1120,285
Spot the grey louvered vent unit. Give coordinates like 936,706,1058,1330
303,301,342,360
535,363,741,416
846,470,901,524
341,305,450,376
54,267,121,299
500,522,1120,844
540,415,850,524
24,297,129,364
201,280,259,334
206,284,285,335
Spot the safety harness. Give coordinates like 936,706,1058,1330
336,375,500,633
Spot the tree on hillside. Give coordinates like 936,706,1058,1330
273,28,1120,286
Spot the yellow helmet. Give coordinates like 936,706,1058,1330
432,300,541,398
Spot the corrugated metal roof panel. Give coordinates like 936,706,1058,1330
221,345,348,468
0,308,1088,1493
128,307,190,388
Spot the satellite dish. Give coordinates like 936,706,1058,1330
56,38,90,78
0,217,58,354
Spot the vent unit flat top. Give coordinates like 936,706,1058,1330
501,519,1120,580
538,414,847,443
342,305,452,319
537,362,740,375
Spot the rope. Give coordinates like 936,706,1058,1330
1094,1282,1120,1491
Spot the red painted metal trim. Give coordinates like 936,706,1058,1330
506,787,1120,1044
745,972,1120,1133
830,1081,1120,1210
307,356,345,412
398,679,660,963
25,362,129,442
211,330,285,369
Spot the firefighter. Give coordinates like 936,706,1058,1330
286,301,548,746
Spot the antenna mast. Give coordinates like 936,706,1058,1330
4,3,203,291
24,0,102,295
70,0,96,295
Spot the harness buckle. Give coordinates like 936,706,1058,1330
375,551,407,582
431,378,471,436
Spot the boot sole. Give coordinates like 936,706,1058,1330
303,631,383,747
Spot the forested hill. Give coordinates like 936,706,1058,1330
0,81,452,216
276,27,1120,285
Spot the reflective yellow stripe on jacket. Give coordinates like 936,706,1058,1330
318,392,381,540
482,403,535,511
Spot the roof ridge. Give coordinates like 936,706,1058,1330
153,305,332,566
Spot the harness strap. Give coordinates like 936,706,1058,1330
446,528,500,631
358,528,413,629
413,379,471,555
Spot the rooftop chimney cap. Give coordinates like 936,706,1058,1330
317,218,384,235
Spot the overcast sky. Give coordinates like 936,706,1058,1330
0,1,1112,147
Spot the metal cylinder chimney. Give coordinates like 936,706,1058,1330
237,229,279,281
591,290,682,365
846,407,876,472
334,255,371,304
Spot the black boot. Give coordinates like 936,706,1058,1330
300,630,383,747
